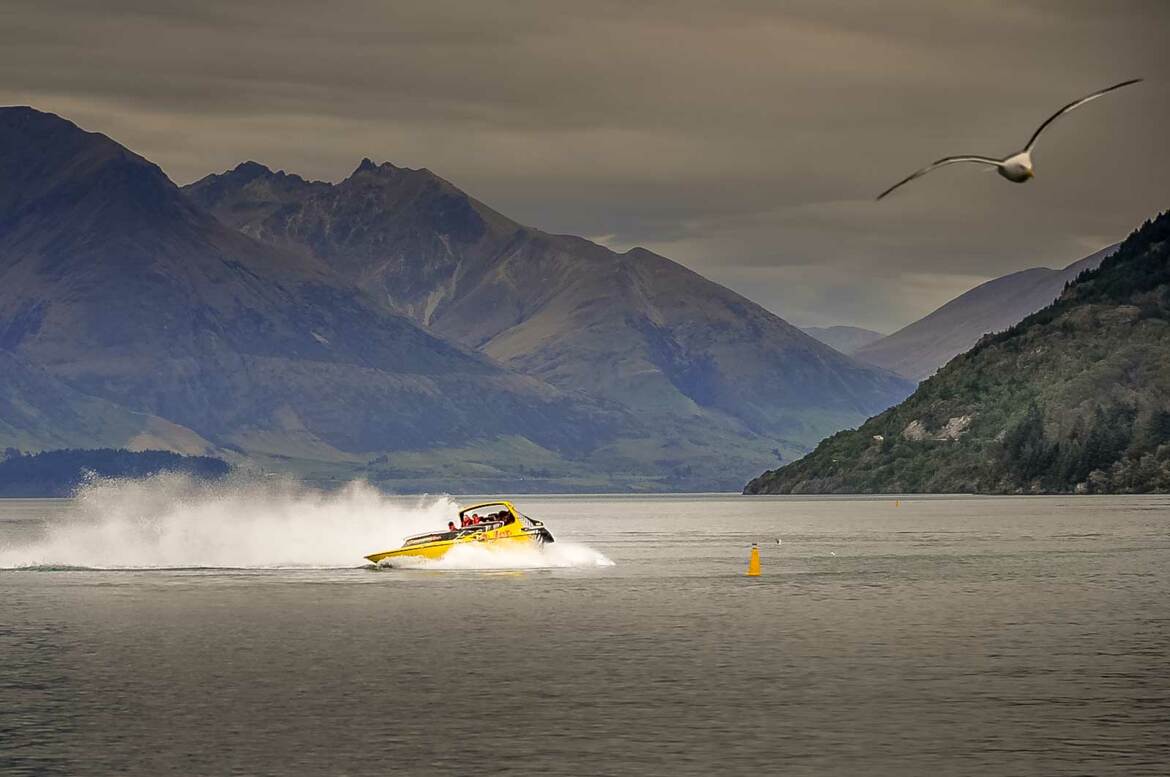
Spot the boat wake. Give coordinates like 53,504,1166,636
0,474,612,572
381,541,614,571
1,474,449,570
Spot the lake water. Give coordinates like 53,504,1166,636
2,481,1168,776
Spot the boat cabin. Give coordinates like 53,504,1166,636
458,501,518,526
396,501,547,547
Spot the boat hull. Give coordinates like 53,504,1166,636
365,527,548,565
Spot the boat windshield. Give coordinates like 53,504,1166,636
458,502,514,523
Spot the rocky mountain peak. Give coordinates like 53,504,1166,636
212,160,323,190
228,160,275,180
345,158,451,190
350,157,407,178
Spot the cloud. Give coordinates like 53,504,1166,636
1,0,1165,329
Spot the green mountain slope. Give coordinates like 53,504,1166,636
0,350,215,454
746,212,1170,495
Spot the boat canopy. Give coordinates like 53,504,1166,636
458,501,545,529
458,501,517,521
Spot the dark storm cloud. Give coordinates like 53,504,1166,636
2,0,1167,330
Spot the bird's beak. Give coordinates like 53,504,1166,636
1027,169,1035,179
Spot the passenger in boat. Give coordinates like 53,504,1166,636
472,514,481,525
448,521,457,532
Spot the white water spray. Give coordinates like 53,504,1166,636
385,539,614,571
0,474,612,571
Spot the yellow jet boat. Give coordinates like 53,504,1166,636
364,500,554,566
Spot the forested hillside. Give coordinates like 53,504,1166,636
747,212,1170,495
0,448,230,497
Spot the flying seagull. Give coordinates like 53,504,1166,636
876,78,1142,200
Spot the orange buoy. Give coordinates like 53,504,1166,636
746,543,761,576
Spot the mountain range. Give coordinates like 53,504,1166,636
746,211,1170,495
185,160,910,442
854,246,1117,380
0,108,628,468
0,107,913,491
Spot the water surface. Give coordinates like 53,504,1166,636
2,491,1168,776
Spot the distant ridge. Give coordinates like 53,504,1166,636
801,326,885,355
855,245,1118,380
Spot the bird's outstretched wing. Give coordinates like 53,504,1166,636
876,156,1001,200
1024,78,1143,153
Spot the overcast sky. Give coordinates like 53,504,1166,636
3,0,1167,331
